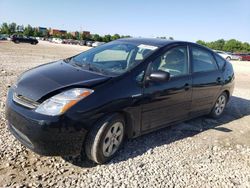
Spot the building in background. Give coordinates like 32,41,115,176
81,31,91,37
70,31,79,37
49,29,67,36
37,27,48,35
69,30,91,39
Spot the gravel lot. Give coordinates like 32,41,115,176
0,41,250,188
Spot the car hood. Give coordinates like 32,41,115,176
14,60,110,101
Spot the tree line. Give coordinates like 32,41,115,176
196,39,250,53
0,22,131,42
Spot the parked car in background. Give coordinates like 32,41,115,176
11,35,38,45
46,38,53,42
214,50,240,60
52,38,63,44
79,40,86,46
234,53,250,61
92,41,106,47
227,52,242,61
63,39,80,45
0,34,8,40
70,40,80,45
6,38,234,164
35,37,43,41
86,40,94,47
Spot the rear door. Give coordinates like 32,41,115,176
190,45,223,116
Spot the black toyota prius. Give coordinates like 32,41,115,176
6,38,234,164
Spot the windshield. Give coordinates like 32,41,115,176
67,41,158,76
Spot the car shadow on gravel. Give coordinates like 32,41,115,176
64,96,250,167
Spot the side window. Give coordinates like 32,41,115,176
151,46,188,77
192,47,217,73
214,54,226,69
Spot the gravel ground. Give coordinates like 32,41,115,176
0,41,250,188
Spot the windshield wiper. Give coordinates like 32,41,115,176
68,59,108,75
69,58,90,69
89,64,107,75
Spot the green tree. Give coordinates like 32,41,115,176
33,29,43,37
208,39,225,50
9,22,17,34
111,34,120,41
65,33,73,39
242,42,250,52
196,39,250,53
23,25,34,36
81,33,90,40
0,22,10,34
91,34,102,41
120,35,131,38
223,39,242,52
53,33,62,39
103,34,112,42
196,40,207,46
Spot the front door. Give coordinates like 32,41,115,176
141,45,192,132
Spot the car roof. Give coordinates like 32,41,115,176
116,38,209,49
117,38,184,47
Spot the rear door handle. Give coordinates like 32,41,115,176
184,83,191,91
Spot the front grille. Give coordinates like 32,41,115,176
13,93,40,109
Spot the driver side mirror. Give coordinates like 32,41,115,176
148,70,170,82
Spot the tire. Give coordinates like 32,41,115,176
209,92,228,118
226,56,231,61
84,114,125,164
14,40,19,44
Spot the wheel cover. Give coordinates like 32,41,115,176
215,95,226,115
102,122,124,157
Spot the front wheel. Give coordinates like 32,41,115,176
209,92,228,118
226,56,231,61
84,114,125,164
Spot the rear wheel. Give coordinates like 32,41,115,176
209,92,227,118
84,114,125,164
14,40,19,44
226,56,231,61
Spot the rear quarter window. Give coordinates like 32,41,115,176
191,47,217,73
214,54,226,69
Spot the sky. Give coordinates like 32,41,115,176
0,0,249,42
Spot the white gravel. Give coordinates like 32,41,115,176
0,41,250,187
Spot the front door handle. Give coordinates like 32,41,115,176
216,77,222,83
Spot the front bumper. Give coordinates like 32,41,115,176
5,89,87,156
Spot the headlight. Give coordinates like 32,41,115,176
35,88,94,116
